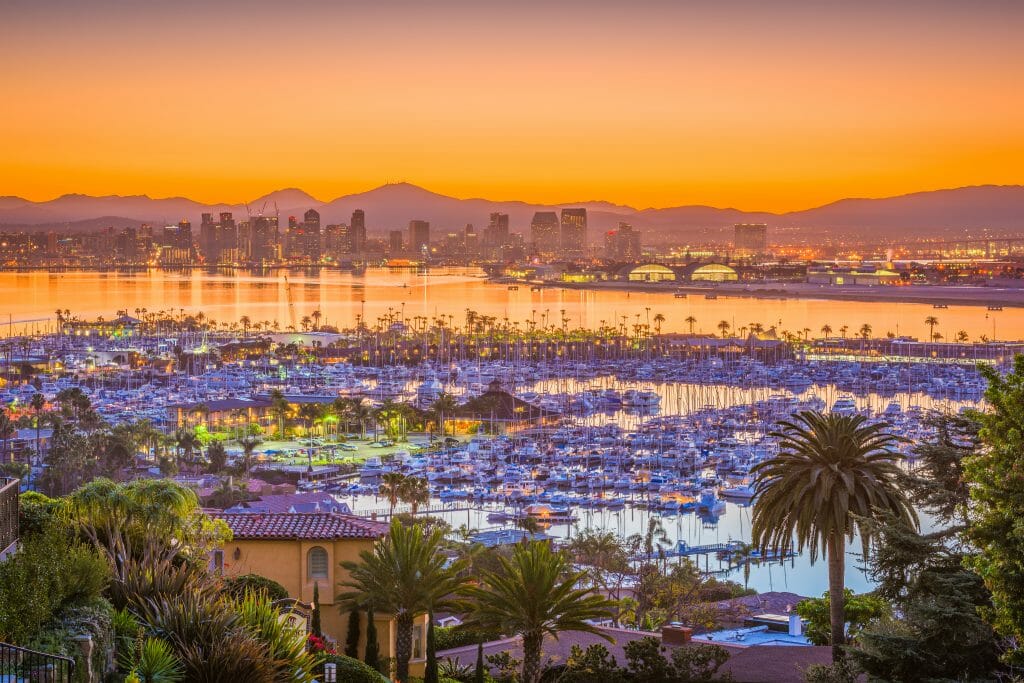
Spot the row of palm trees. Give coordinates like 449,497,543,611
377,472,430,516
339,521,616,683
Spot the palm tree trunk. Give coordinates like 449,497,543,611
521,630,543,683
395,612,414,683
828,535,846,660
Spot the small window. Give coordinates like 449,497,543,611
308,546,329,580
212,549,224,574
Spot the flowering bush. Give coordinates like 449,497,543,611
307,632,336,655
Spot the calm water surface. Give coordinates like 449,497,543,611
2,267,1020,340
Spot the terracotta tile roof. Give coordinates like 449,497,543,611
213,512,389,541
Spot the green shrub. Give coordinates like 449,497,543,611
435,624,503,651
24,597,115,683
18,490,63,536
322,653,387,683
0,524,111,644
221,573,290,602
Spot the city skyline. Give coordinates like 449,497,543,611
2,0,1022,211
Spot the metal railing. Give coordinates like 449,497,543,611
0,477,17,558
0,641,75,682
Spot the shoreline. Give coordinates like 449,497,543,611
506,280,1024,309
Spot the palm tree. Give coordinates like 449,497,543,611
717,320,731,338
957,330,969,343
379,472,407,516
924,316,939,341
652,313,665,335
339,520,466,683
751,412,916,660
429,393,458,438
348,398,372,439
238,434,261,478
859,323,872,340
400,476,430,516
726,542,755,589
461,540,617,683
820,324,833,339
269,389,290,438
684,316,697,335
30,392,46,464
839,325,849,339
0,409,14,464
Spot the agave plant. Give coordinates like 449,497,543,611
122,637,184,683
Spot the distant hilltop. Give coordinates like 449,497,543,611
1,183,1023,240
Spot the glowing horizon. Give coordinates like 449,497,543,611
2,0,1022,212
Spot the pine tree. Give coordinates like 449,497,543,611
424,610,438,683
364,606,381,672
345,607,361,658
966,356,1024,665
311,582,322,638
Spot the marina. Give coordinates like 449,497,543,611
0,296,988,595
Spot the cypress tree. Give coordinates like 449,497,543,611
364,605,381,672
311,582,322,637
424,611,438,683
345,607,361,658
474,640,484,683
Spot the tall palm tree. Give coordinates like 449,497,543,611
400,476,430,516
751,412,916,660
461,540,617,683
684,316,697,335
924,316,939,341
379,472,407,516
238,434,261,478
29,392,46,464
338,520,465,683
820,324,833,339
269,389,291,438
0,409,14,464
652,313,665,335
429,393,458,438
717,320,731,338
349,398,372,439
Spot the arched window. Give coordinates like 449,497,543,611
308,546,329,580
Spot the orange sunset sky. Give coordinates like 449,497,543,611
2,0,1022,211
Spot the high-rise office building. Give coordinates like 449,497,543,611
733,223,768,255
350,209,366,254
408,220,430,254
484,212,509,252
464,223,479,256
249,215,279,262
388,230,404,254
604,222,642,260
200,213,218,260
530,211,559,254
559,208,587,257
218,212,236,256
300,209,322,260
